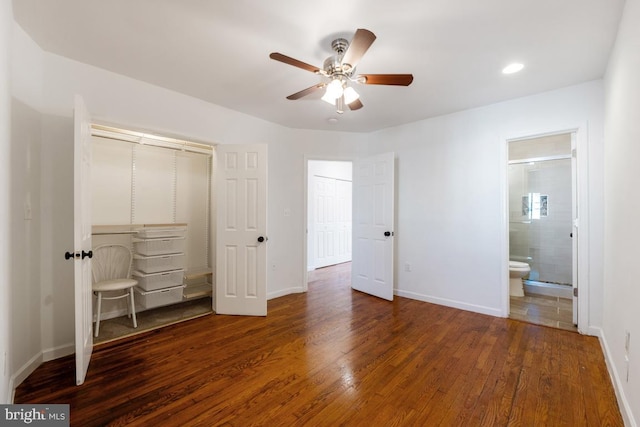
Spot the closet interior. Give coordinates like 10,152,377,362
91,125,215,343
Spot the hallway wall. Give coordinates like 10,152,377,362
0,0,13,404
603,0,640,424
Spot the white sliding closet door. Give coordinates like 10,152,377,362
314,176,352,268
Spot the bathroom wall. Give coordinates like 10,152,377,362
508,158,573,284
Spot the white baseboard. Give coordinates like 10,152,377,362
9,351,43,402
42,343,74,362
267,287,305,300
394,289,503,318
594,326,637,427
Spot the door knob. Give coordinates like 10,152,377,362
257,236,268,243
384,231,393,237
82,250,93,259
65,251,76,260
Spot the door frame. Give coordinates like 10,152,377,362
302,156,354,292
501,124,589,333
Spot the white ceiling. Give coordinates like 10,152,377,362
13,0,625,133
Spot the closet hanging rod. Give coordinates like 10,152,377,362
91,124,214,155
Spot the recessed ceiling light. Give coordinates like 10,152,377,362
502,63,524,74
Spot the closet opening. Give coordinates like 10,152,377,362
90,124,215,344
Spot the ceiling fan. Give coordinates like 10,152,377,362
269,29,413,114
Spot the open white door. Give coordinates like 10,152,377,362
351,152,395,301
73,95,93,385
215,144,267,316
571,133,578,325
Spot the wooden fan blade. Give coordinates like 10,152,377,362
348,98,363,111
341,29,376,71
286,83,326,100
270,52,321,73
358,74,414,86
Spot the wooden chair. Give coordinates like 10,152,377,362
91,244,138,337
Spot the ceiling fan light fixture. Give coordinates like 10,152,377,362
270,28,414,113
321,90,336,104
325,79,344,99
343,86,359,104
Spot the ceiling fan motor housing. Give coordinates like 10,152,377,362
324,38,356,79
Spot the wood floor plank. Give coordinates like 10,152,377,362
14,263,623,426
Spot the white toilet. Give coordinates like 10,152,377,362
509,261,530,297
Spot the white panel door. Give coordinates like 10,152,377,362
314,176,352,268
352,152,395,301
571,133,578,325
314,176,336,267
73,95,93,385
216,144,267,316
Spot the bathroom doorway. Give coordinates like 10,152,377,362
507,132,577,331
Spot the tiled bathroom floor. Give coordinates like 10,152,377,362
510,294,577,332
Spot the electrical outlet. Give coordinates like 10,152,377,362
404,262,411,272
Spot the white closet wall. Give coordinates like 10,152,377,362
132,144,175,224
92,137,132,224
176,152,211,271
91,136,212,272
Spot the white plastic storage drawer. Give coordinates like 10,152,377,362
133,237,185,256
134,253,184,274
133,269,184,291
135,227,186,239
135,285,184,309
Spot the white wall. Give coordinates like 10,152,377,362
8,21,366,377
6,12,619,417
3,13,47,400
365,81,604,320
9,98,42,392
603,0,640,424
0,0,13,404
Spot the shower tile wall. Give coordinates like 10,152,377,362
509,159,573,285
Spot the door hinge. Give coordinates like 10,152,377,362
573,287,578,297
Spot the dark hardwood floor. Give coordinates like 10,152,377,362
15,263,623,426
